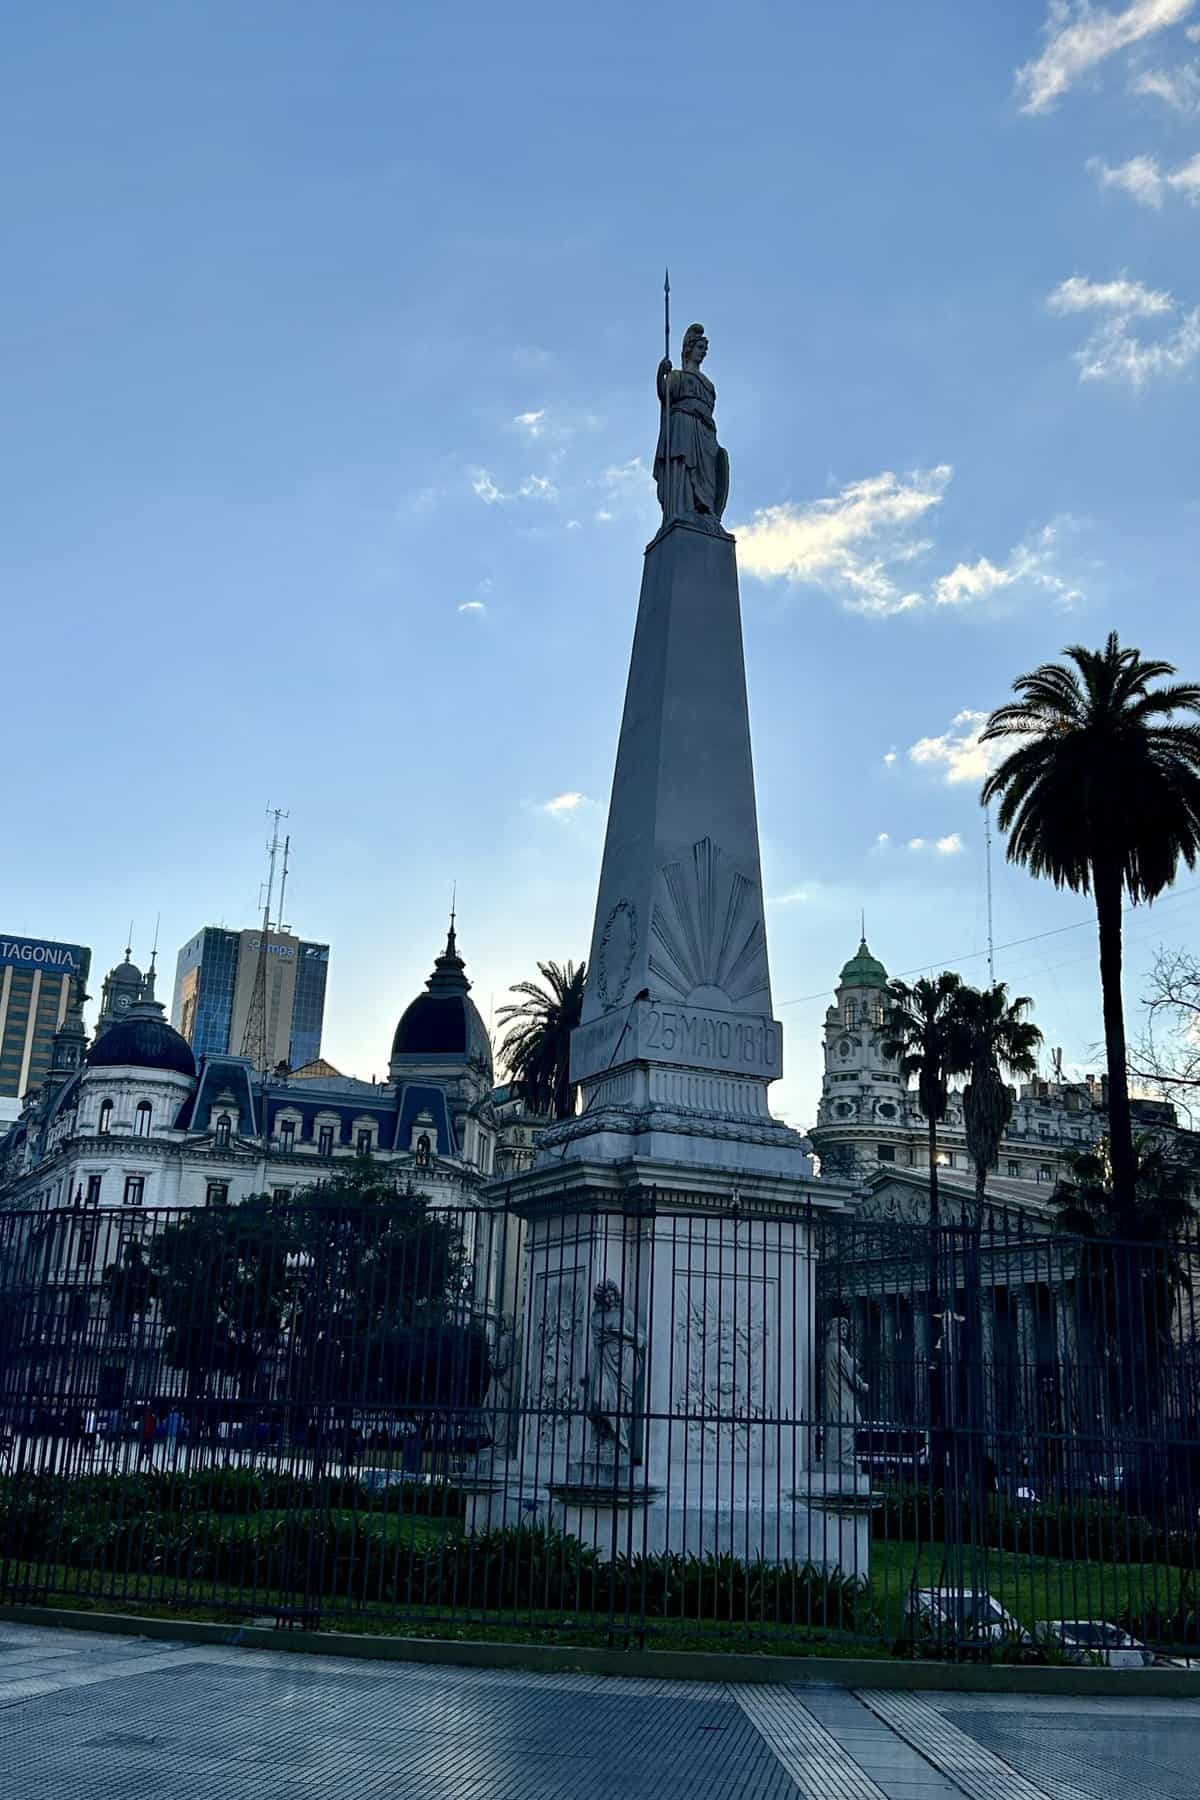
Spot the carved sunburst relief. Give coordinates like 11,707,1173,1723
649,836,769,1007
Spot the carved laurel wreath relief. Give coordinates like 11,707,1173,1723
596,897,639,1010
650,836,768,1007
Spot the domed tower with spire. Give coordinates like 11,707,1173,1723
389,912,495,1166
812,930,911,1178
94,937,154,1040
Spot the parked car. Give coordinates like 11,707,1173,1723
904,1588,1029,1645
855,1424,928,1484
1036,1619,1154,1668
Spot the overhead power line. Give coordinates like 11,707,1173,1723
776,881,1200,1012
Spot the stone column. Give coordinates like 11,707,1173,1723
1055,1285,1080,1438
880,1293,899,1421
911,1302,932,1425
1015,1288,1038,1446
975,1294,995,1449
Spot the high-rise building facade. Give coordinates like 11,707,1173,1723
171,927,329,1070
0,934,91,1123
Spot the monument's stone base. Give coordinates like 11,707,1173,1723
463,1461,876,1576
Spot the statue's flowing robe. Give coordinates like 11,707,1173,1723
823,1328,864,1469
588,1303,643,1457
654,368,722,520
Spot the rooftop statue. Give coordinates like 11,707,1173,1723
654,321,730,530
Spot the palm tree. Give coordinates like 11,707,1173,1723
882,972,966,1227
1053,1136,1193,1431
496,960,586,1120
952,983,1043,1212
982,634,1200,1205
883,972,967,1493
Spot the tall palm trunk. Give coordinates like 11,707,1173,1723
925,1104,945,1486
1094,858,1136,1204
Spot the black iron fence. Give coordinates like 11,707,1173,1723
1,1191,1198,1663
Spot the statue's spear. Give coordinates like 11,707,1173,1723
663,266,671,518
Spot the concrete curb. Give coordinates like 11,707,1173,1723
3,1604,1200,1696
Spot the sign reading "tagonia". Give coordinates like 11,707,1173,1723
0,936,86,976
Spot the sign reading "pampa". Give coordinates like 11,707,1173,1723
0,936,86,976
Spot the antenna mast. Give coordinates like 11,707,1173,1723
985,800,996,986
241,806,289,1071
276,834,291,936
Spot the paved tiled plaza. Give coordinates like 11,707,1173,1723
0,1623,1198,1799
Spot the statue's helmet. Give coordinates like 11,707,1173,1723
682,322,707,357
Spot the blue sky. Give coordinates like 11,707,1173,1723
4,2,1199,1124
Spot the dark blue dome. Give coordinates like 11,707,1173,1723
391,923,492,1076
86,1014,196,1079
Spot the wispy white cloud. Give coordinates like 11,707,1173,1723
1047,274,1175,316
904,833,965,856
768,887,815,906
470,466,561,505
908,710,1004,786
1048,274,1200,386
737,470,1083,616
518,473,559,501
935,523,1085,609
594,508,615,524
1132,58,1200,109
538,791,591,818
1089,149,1200,204
514,409,546,437
470,468,505,504
883,749,898,766
1016,0,1195,114
458,600,487,617
735,467,951,616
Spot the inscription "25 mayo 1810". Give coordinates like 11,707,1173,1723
643,1006,779,1072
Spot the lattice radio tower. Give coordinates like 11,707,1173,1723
241,806,289,1070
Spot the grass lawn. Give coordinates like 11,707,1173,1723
873,1536,1189,1634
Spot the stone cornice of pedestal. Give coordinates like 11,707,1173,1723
497,1151,856,1220
540,1101,802,1154
643,515,736,554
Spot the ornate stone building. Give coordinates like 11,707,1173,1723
811,935,1104,1208
0,920,531,1220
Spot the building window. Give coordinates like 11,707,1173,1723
215,1113,232,1150
356,1128,372,1156
272,1186,292,1202
1007,1160,1020,1178
1038,1163,1053,1184
318,1126,334,1157
86,1174,102,1206
207,1182,229,1206
123,1176,145,1206
134,1101,152,1137
876,1144,896,1162
98,1099,113,1136
415,1132,431,1168
280,1119,296,1153
76,1228,96,1270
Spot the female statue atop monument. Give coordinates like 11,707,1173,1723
654,323,730,528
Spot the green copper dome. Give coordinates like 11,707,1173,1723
838,938,888,990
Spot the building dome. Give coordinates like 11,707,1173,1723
391,921,493,1077
85,1004,196,1079
838,937,888,990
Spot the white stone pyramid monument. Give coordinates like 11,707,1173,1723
474,313,868,1571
